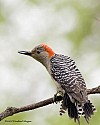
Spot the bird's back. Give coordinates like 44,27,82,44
50,54,96,124
50,54,87,102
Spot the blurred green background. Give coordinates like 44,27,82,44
0,0,100,125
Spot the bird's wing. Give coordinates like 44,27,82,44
50,54,87,103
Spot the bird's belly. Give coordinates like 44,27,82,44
53,79,65,96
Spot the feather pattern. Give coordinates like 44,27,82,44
50,54,96,124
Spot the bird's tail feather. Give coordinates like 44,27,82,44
60,93,96,124
83,100,96,123
60,93,80,124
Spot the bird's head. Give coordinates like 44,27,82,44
18,44,55,68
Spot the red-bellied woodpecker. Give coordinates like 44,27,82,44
18,44,95,124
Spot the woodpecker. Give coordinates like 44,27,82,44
18,44,95,124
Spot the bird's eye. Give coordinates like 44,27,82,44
37,50,40,54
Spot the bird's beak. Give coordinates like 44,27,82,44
18,51,32,56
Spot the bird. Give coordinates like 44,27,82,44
18,44,96,124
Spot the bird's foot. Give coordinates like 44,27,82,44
53,93,63,104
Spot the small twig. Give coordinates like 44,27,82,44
0,86,100,121
87,85,100,94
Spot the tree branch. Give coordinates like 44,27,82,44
87,85,100,94
0,85,100,121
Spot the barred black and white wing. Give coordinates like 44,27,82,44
50,54,95,124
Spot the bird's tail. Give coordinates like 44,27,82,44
60,93,80,124
82,100,96,123
60,93,96,124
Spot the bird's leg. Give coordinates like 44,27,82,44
53,91,63,104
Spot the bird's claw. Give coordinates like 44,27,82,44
53,93,63,104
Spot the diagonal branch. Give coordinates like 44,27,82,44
0,85,100,121
87,85,100,94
